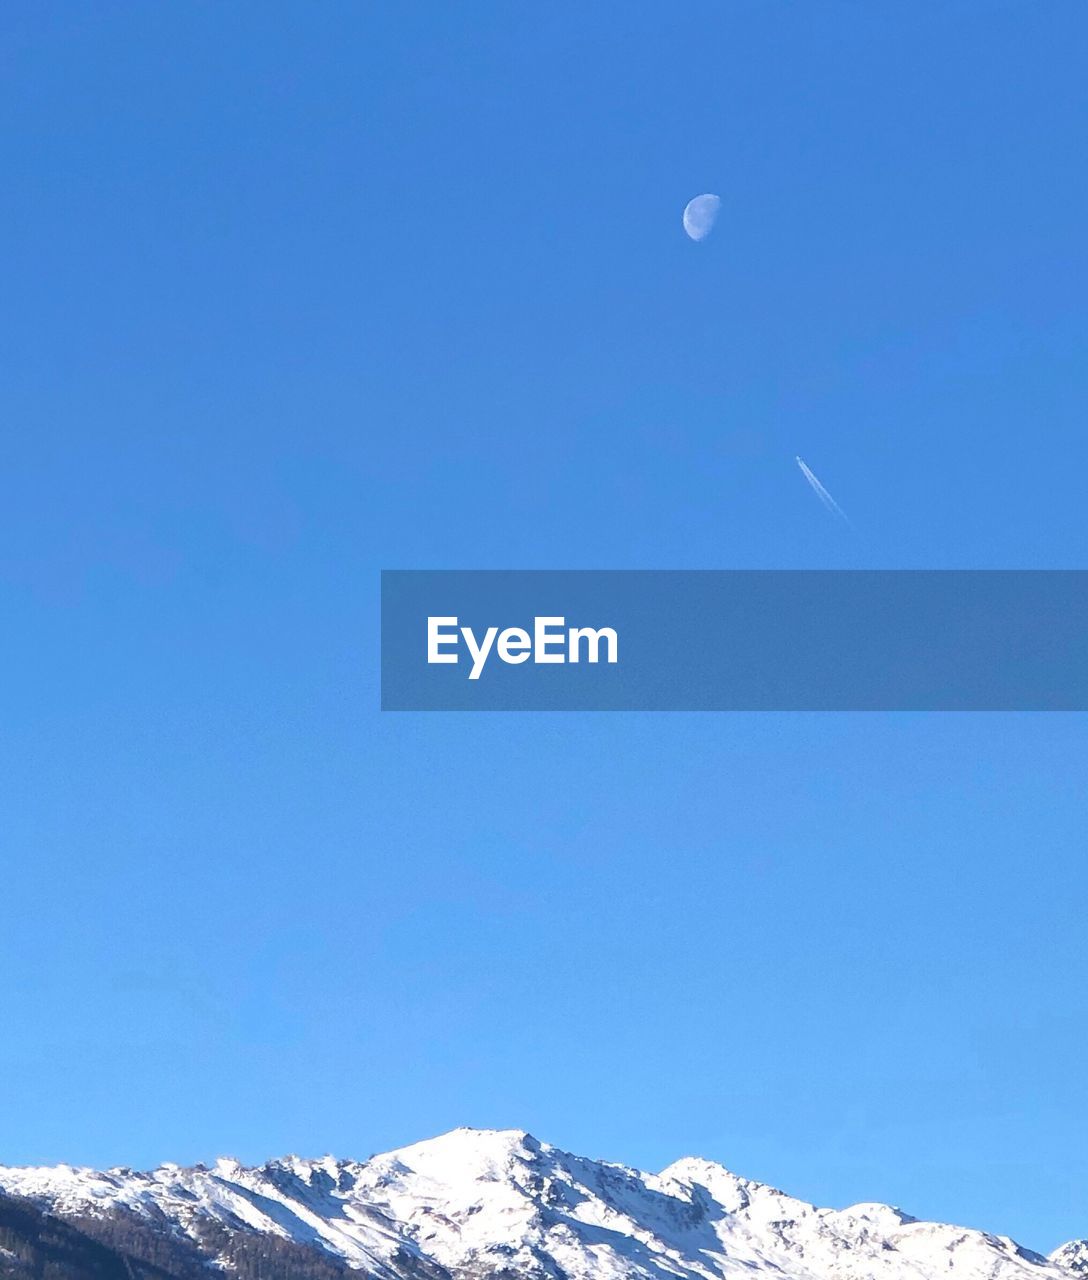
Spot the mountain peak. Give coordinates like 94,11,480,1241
1052,1240,1088,1274
403,1123,540,1151
373,1126,545,1183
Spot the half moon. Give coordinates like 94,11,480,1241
683,193,721,242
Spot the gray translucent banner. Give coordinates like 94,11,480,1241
381,571,1088,711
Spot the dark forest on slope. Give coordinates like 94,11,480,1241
0,1193,381,1280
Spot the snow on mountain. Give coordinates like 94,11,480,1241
1052,1241,1088,1275
0,1127,1082,1279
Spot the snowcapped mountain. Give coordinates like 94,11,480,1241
0,1127,1084,1280
1053,1242,1088,1275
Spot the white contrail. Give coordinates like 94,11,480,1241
795,455,851,526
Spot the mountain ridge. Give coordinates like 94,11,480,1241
1,1127,1084,1280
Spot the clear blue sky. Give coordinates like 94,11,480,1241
2,0,1087,1254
